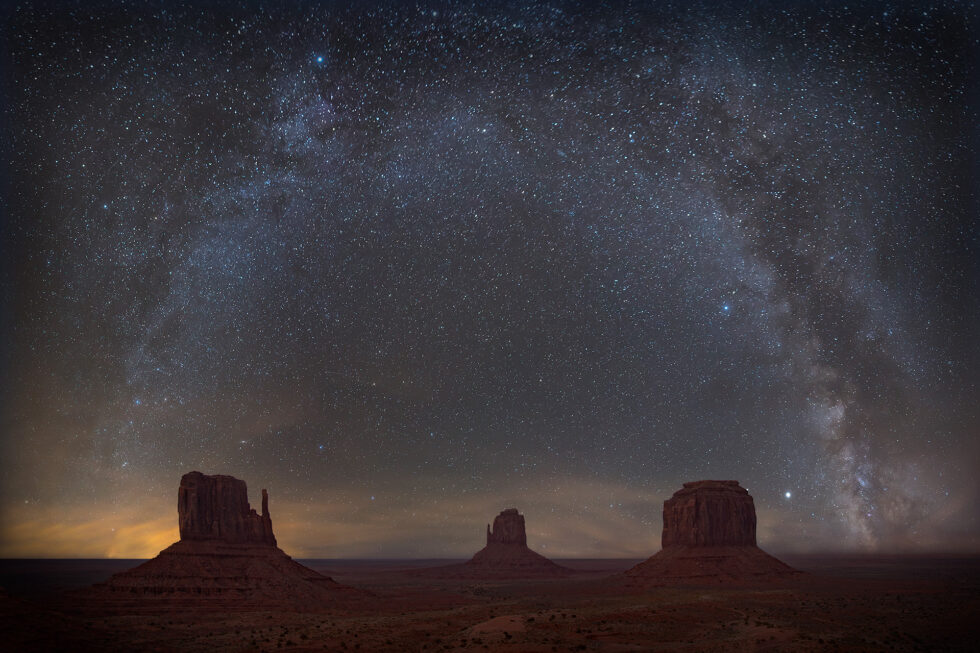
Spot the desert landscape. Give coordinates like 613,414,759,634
2,552,978,651
1,473,977,652
3,2,978,651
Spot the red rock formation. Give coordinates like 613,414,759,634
626,480,798,584
486,508,527,546
98,540,352,606
94,472,359,607
661,480,756,547
177,471,276,545
422,508,569,578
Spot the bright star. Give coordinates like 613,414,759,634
785,491,792,499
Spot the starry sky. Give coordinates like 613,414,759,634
1,1,977,559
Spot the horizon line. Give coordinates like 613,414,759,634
3,550,980,561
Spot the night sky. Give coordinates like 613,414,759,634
1,1,977,559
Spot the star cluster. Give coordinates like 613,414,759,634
1,1,977,557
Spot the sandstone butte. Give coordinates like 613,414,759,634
93,471,356,606
463,508,570,576
418,508,570,578
626,480,799,584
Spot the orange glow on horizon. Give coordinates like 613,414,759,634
0,505,178,558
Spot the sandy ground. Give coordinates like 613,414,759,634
1,555,978,651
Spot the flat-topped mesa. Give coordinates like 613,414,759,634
661,480,756,548
486,508,527,546
625,479,798,583
177,471,276,546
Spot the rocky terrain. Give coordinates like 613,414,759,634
88,472,358,607
422,509,570,578
3,555,979,651
626,480,799,583
2,477,976,650
177,471,277,546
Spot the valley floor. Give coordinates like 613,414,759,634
1,555,978,652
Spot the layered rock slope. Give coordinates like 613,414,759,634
626,480,798,583
465,508,567,573
422,509,569,578
94,472,354,606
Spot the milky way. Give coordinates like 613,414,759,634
2,1,977,557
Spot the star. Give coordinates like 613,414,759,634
0,0,973,559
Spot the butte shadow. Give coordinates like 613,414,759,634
87,471,362,608
419,508,571,579
625,480,800,585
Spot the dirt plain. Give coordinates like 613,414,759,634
1,554,978,652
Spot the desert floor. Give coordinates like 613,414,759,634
1,555,978,651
